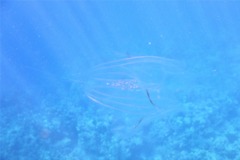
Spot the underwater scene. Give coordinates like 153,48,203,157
1,1,240,160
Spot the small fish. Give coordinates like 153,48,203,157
133,117,145,129
130,89,155,130
146,89,155,106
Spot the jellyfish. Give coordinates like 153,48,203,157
85,56,186,117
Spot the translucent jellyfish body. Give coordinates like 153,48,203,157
85,56,186,117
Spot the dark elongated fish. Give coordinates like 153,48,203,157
146,89,155,106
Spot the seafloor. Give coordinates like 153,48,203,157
1,52,240,160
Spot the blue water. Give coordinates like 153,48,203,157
1,1,240,160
